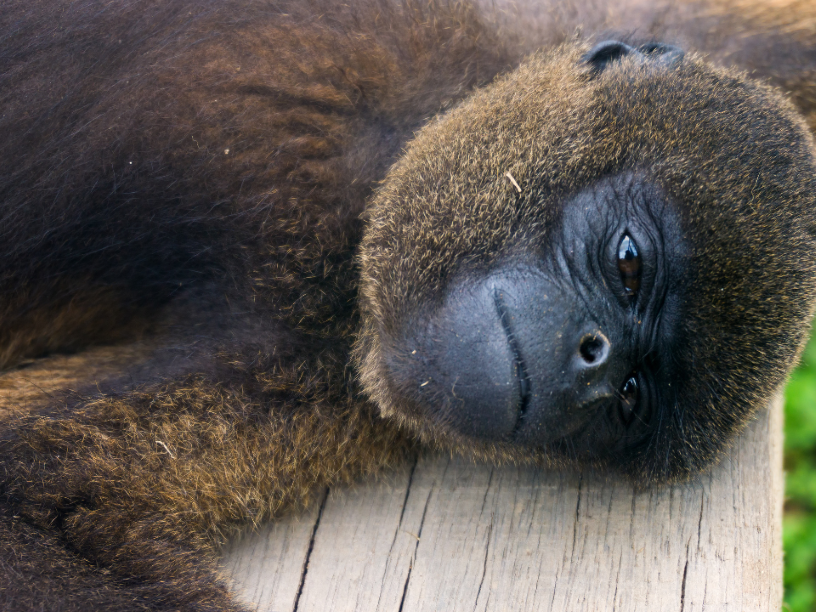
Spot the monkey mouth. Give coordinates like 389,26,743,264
492,287,531,436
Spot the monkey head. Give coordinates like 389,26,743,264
356,41,816,482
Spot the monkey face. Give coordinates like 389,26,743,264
356,41,816,482
381,176,687,447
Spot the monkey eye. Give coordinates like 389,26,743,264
618,374,639,425
617,233,641,296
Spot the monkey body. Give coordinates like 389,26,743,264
1,1,815,610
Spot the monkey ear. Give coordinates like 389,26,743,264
638,42,686,65
582,40,685,74
582,41,634,72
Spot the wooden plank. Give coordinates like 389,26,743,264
220,395,783,611
220,503,321,611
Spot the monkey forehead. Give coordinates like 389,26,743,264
359,41,816,310
373,41,813,192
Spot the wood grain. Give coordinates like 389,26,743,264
220,395,783,611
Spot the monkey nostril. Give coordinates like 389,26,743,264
578,333,609,366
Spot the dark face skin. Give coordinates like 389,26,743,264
383,173,687,456
357,41,816,482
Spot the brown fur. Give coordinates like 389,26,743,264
0,0,815,610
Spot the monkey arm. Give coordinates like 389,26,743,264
0,349,411,611
0,503,190,612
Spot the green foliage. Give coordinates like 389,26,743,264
784,333,816,612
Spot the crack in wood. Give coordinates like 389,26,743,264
377,456,419,612
473,514,494,610
702,576,708,606
472,467,496,611
570,473,583,559
396,483,434,612
396,456,420,536
397,565,413,612
611,551,622,611
291,486,329,612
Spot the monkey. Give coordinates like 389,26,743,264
0,0,815,610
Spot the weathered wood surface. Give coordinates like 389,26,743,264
220,396,783,612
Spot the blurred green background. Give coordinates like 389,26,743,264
783,330,816,611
